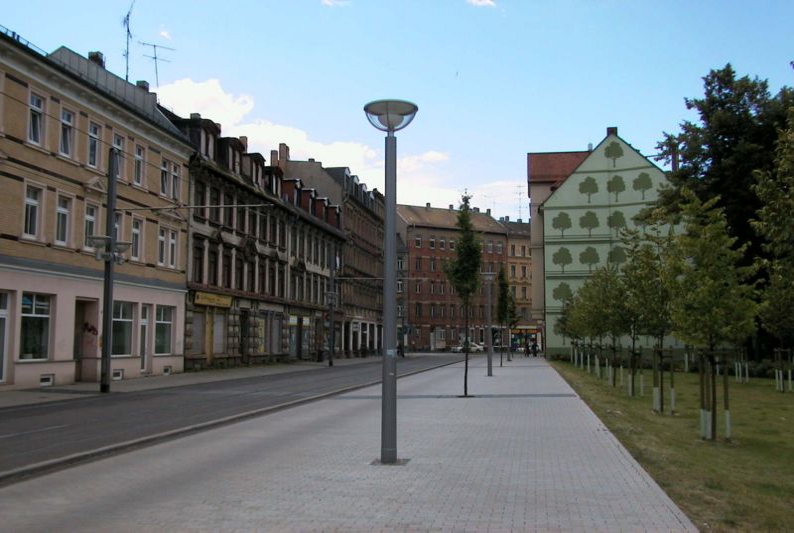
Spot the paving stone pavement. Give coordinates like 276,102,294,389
0,356,696,532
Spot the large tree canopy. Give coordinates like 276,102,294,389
656,64,793,259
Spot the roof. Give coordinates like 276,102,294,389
397,204,505,234
527,151,590,185
500,220,531,237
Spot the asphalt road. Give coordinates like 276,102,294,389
0,354,464,483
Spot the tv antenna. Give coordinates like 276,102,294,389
139,41,175,88
517,185,525,220
121,1,136,81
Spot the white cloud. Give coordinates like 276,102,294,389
158,27,172,40
466,0,496,6
156,78,527,220
321,0,350,6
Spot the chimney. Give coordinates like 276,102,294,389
425,202,431,209
239,136,248,151
473,207,480,213
308,158,315,163
449,204,454,210
607,126,618,136
505,215,509,222
88,51,105,68
486,208,491,216
190,112,202,120
136,80,150,92
587,142,593,151
278,143,290,170
270,150,279,167
517,218,523,223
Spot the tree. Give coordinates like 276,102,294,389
443,195,482,397
552,282,573,302
607,211,626,237
633,172,653,200
588,264,628,386
753,110,794,344
552,247,572,273
495,265,509,366
607,245,627,265
579,211,600,237
671,189,758,440
552,212,572,237
506,292,519,360
604,141,624,167
579,177,598,203
579,246,600,272
656,64,794,261
607,175,626,201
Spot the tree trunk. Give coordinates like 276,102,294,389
710,351,717,441
464,306,470,397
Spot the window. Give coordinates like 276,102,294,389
113,135,125,180
510,244,516,256
209,188,220,223
193,240,205,284
28,93,44,145
440,239,445,250
160,160,169,195
496,242,502,254
430,282,435,295
487,240,493,253
415,281,421,294
112,301,133,356
521,245,526,257
158,228,166,265
155,305,174,354
208,246,218,286
397,257,404,270
23,185,42,238
171,163,180,200
397,279,404,293
414,303,422,317
237,206,246,233
55,196,71,245
235,257,244,290
169,230,177,268
88,122,101,168
415,257,422,270
131,218,142,261
84,203,98,249
59,108,74,157
194,181,206,218
134,145,145,185
510,265,516,278
223,194,233,227
439,283,445,295
20,293,50,360
521,265,527,278
414,235,421,248
449,239,455,250
114,213,123,243
429,236,435,249
430,304,436,318
430,258,436,272
522,287,527,299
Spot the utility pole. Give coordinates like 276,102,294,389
139,41,175,88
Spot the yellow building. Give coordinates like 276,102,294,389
0,29,193,388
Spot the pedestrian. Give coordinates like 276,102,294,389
397,343,405,358
531,340,539,358
524,340,530,358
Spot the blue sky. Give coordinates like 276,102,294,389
4,1,792,221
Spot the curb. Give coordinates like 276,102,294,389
0,357,464,487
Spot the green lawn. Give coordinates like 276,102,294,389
550,360,794,532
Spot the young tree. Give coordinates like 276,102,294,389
607,211,626,238
506,292,519,361
552,212,572,237
579,177,599,203
587,264,629,386
671,189,758,440
604,141,625,167
607,175,626,201
495,265,509,366
444,195,482,397
552,247,572,273
579,246,600,272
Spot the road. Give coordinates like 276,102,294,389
0,354,464,483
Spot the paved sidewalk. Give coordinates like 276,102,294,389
0,355,694,531
0,354,385,408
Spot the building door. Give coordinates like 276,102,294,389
139,305,149,372
0,293,8,383
211,309,226,360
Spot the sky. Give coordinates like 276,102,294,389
4,1,793,222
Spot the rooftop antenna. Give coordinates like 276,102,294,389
122,0,135,81
139,41,175,88
517,185,525,220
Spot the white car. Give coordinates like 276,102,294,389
452,342,484,353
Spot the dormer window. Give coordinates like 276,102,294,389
202,130,215,159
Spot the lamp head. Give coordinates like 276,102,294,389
364,100,418,133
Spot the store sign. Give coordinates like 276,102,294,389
194,292,232,308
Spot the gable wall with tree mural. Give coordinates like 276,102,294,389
541,131,674,353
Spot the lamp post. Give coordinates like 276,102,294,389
87,148,130,393
364,99,418,464
482,271,495,377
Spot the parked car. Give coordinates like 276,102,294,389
452,342,485,353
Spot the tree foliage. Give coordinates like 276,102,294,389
552,247,572,273
552,212,572,236
579,246,600,272
633,172,653,200
579,177,598,203
607,175,626,201
604,141,624,167
607,211,626,237
579,211,600,237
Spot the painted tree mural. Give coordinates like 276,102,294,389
607,174,626,201
579,246,600,272
607,210,627,237
552,282,573,302
604,141,624,167
633,172,653,200
551,212,572,237
579,177,598,203
608,245,627,265
579,211,600,237
552,247,572,273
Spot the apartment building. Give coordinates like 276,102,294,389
396,203,507,351
501,218,541,347
0,29,193,388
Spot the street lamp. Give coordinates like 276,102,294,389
88,148,130,393
325,290,337,367
364,99,418,465
482,271,495,377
